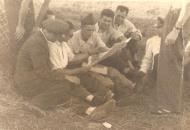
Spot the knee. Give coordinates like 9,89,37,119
108,67,121,77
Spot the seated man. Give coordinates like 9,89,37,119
114,5,142,74
14,19,115,120
95,8,126,71
69,13,135,105
95,9,124,47
96,8,140,82
47,20,115,120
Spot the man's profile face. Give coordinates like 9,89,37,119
44,29,62,42
99,16,113,30
62,29,74,42
81,25,95,41
115,10,127,25
155,20,164,36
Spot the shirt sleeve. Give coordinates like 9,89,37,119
175,1,190,28
185,41,190,53
65,43,75,61
124,20,142,39
95,33,108,48
48,44,63,70
112,29,124,42
68,34,80,54
140,39,153,73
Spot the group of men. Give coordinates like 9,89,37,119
5,0,167,120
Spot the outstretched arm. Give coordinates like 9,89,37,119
165,2,190,45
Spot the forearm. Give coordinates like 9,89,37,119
140,50,153,73
17,0,32,27
53,66,88,76
175,2,190,28
184,58,190,66
35,0,51,28
184,53,190,66
70,53,89,65
90,47,109,55
61,68,86,75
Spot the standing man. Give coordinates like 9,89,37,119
155,1,190,114
4,0,51,73
4,0,34,54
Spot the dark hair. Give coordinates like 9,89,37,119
116,5,129,15
66,20,74,30
157,17,164,26
101,9,114,19
46,10,54,15
81,13,96,26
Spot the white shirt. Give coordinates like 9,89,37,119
95,23,124,47
114,19,142,39
185,41,190,54
68,30,107,54
140,36,161,73
48,41,74,70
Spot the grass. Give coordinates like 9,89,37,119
0,4,190,130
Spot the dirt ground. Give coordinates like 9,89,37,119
0,62,190,130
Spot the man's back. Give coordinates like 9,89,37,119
14,31,50,85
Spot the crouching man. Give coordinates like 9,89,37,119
68,13,135,107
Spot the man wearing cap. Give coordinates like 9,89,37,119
14,19,115,120
46,20,116,120
14,19,93,111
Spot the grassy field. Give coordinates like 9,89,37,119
0,1,190,130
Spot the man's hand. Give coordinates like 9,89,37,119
137,71,146,79
132,70,146,82
79,66,91,73
32,26,40,33
15,25,25,41
112,42,125,52
131,32,141,40
165,28,180,46
65,75,80,85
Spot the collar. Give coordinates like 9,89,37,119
97,22,112,33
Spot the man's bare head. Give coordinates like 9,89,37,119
115,5,129,25
81,13,96,41
99,9,114,30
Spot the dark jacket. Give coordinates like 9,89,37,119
14,31,63,86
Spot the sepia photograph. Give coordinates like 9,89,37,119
0,0,190,129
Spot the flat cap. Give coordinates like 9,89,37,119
42,19,70,34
